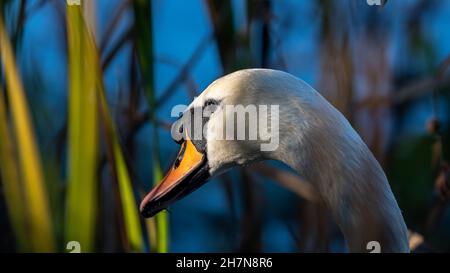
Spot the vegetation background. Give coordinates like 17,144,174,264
0,0,449,252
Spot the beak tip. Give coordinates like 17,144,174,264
139,201,165,218
139,197,155,218
140,187,161,217
139,191,165,218
139,203,148,217
139,203,146,215
140,207,152,218
139,200,152,218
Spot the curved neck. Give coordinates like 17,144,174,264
272,103,409,252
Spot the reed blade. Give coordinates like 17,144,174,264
0,86,28,251
65,6,99,252
66,4,144,252
0,13,55,252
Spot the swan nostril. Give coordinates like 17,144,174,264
179,124,183,134
173,142,186,169
174,157,181,169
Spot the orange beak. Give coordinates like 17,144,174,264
140,139,209,218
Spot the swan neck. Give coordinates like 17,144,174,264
274,109,409,252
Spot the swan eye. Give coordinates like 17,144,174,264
204,99,218,107
203,99,219,116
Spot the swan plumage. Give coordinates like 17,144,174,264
141,69,409,253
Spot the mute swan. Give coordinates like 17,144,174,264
140,69,409,253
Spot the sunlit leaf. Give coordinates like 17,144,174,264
66,4,144,252
0,13,55,252
98,89,145,252
0,86,28,251
65,5,99,252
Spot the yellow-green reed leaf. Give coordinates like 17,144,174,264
77,2,144,252
112,135,145,252
66,4,144,253
65,5,99,252
155,208,168,252
145,217,158,251
0,87,28,251
97,71,144,252
154,168,168,253
0,14,55,252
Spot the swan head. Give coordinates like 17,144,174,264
139,69,410,252
140,69,304,217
